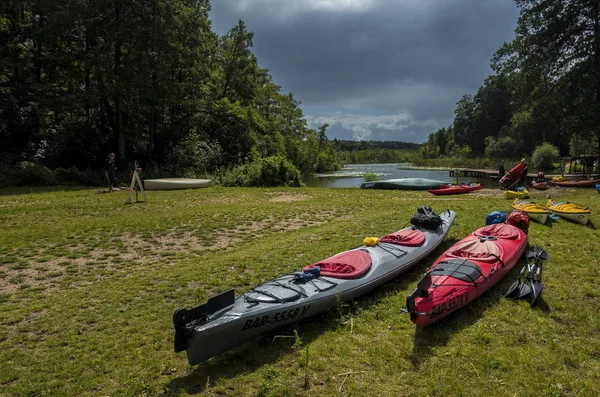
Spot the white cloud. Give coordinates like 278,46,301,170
306,111,422,141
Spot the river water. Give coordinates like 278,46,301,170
303,163,489,188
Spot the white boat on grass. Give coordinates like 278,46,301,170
144,178,213,190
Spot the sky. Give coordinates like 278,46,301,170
209,0,520,144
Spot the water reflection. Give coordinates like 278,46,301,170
303,164,488,188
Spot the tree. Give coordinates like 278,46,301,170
452,95,477,151
0,1,343,185
484,136,519,159
493,0,600,154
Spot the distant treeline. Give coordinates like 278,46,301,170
332,140,420,152
0,0,341,186
329,140,419,164
419,0,600,161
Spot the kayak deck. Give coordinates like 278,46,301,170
175,209,457,364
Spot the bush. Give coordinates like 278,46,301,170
54,166,104,186
10,162,56,186
0,163,107,187
363,173,379,182
484,136,518,158
222,155,303,187
531,142,560,169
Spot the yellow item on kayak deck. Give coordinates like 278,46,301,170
551,175,565,182
512,199,550,223
504,189,528,199
363,237,380,246
545,199,591,225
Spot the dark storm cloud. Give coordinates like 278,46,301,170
210,0,519,142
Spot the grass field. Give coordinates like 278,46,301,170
1,185,599,396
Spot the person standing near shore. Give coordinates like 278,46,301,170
521,160,528,185
498,161,505,178
105,153,117,192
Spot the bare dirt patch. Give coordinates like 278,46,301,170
265,192,312,202
1,211,336,295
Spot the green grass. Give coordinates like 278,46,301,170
0,186,599,396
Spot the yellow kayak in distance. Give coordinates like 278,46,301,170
545,199,591,225
512,199,550,224
504,189,529,199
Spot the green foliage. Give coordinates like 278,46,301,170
419,1,600,161
448,144,472,158
362,173,379,182
569,135,599,157
418,142,440,159
484,136,519,159
339,149,416,164
7,163,56,186
167,136,223,177
222,155,303,187
54,167,104,186
0,164,106,187
333,140,420,151
0,0,340,187
411,156,514,169
531,143,560,169
333,140,419,164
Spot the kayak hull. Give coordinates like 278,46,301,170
504,189,528,199
407,222,528,326
176,210,456,364
499,160,526,189
546,200,591,225
144,178,213,190
360,178,450,190
551,178,600,187
512,199,550,224
428,183,484,196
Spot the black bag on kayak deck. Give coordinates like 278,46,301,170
410,206,443,230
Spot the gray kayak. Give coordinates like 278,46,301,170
360,178,451,190
173,208,456,364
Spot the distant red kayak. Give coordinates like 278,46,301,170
428,183,484,196
552,178,600,187
405,213,529,326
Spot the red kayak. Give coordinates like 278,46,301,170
499,160,526,189
428,183,484,196
405,211,529,326
552,178,600,187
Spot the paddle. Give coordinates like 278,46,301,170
505,246,548,305
529,246,547,306
504,263,527,298
535,246,549,261
530,261,544,306
517,262,533,298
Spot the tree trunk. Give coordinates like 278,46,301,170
114,0,125,160
594,3,600,154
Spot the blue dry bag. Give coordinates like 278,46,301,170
486,211,506,225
